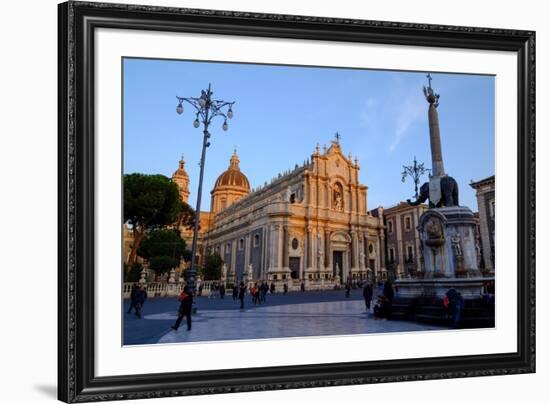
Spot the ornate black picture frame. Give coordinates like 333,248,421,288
58,1,535,402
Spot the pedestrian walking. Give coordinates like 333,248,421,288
300,281,305,292
363,282,373,311
210,282,218,299
220,283,226,299
127,283,139,314
238,281,246,309
345,280,351,298
251,283,259,305
260,282,268,304
232,284,238,300
283,283,288,295
270,282,276,294
134,285,147,319
171,285,193,331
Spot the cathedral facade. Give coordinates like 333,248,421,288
173,138,386,290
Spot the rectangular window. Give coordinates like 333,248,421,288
388,220,393,234
405,216,411,231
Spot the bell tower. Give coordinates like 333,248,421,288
172,154,190,203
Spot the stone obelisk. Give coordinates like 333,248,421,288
423,74,445,206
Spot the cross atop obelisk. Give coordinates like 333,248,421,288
423,74,445,177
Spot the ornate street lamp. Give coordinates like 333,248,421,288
401,156,429,199
175,83,235,293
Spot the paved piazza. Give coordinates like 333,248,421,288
124,289,445,345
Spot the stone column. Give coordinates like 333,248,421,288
306,226,312,268
378,230,386,279
424,80,446,177
358,231,365,270
244,234,251,278
262,225,268,279
268,224,276,271
350,230,358,269
231,239,237,279
276,224,283,269
282,225,289,268
374,239,381,272
428,104,445,177
325,230,332,269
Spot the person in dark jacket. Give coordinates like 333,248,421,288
363,282,374,311
171,286,193,331
445,288,464,328
238,281,246,309
232,284,238,300
345,280,351,298
270,282,276,294
260,282,268,304
127,283,139,314
383,280,395,319
219,283,226,299
373,295,389,320
134,285,147,319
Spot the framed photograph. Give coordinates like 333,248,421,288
58,1,535,402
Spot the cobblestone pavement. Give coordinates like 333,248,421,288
123,289,444,345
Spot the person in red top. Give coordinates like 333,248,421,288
171,285,193,331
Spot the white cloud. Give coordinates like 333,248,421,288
389,94,425,152
359,80,425,152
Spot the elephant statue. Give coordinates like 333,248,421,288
407,176,459,208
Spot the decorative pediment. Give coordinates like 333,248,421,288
330,231,351,244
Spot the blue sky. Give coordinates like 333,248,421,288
123,58,494,212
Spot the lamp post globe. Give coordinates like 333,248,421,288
176,103,184,115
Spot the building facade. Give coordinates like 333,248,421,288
470,175,495,273
373,202,428,279
202,139,386,290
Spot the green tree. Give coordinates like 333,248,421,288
123,261,143,283
124,174,194,269
175,200,196,232
138,228,188,274
203,252,223,280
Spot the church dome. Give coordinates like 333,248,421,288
213,150,250,191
